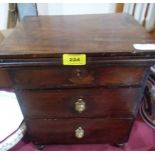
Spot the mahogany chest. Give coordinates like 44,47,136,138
0,13,155,148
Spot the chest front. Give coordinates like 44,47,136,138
0,14,154,148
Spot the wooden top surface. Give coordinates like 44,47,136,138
0,13,154,59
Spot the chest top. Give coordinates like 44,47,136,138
0,13,154,66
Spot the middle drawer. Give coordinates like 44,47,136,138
16,87,142,118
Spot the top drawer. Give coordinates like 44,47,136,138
11,66,147,89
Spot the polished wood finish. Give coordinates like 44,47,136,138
16,88,142,118
0,13,154,59
27,118,133,145
0,69,12,88
12,66,147,89
0,14,154,147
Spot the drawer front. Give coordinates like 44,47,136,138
16,88,142,118
27,118,133,145
12,66,147,89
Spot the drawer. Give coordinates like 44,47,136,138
27,118,133,145
16,87,142,118
12,66,147,89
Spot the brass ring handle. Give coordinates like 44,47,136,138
75,126,84,139
75,99,86,113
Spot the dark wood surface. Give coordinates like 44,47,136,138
16,88,141,119
0,13,154,59
0,69,12,88
27,118,133,145
12,66,147,89
0,14,154,146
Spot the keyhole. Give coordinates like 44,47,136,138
76,69,81,77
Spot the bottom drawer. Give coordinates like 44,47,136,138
27,118,133,145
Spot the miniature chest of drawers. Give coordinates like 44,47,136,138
0,13,155,148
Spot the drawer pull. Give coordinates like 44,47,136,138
75,99,86,113
75,126,84,139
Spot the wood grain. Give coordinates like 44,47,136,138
27,118,133,145
12,66,147,89
0,14,154,146
0,13,154,59
16,88,142,118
